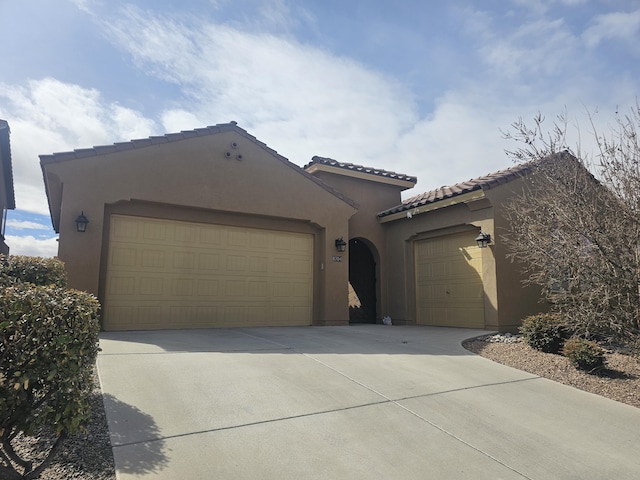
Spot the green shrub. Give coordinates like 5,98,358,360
0,284,100,478
519,313,567,353
0,255,67,288
563,338,606,372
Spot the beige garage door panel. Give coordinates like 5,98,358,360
104,215,313,330
415,231,484,328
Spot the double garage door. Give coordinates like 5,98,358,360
103,215,313,331
415,231,485,328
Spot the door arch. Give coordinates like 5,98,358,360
348,238,377,324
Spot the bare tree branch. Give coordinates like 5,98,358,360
502,106,640,345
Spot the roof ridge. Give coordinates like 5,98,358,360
39,122,242,162
378,159,542,218
39,122,359,219
305,155,417,183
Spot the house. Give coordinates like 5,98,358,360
0,120,16,255
41,122,542,331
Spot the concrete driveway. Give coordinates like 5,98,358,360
97,325,640,479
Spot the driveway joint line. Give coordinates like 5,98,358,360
98,347,292,356
109,378,543,451
394,376,542,403
103,329,537,479
110,400,391,448
236,329,299,348
393,401,534,480
301,352,536,480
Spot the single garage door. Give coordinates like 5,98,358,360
103,215,313,330
415,231,484,328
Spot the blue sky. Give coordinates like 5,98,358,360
1,0,639,257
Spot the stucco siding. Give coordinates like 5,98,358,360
42,128,357,328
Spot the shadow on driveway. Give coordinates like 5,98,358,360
98,325,492,356
102,394,169,476
97,325,640,479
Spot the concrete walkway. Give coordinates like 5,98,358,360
97,325,640,479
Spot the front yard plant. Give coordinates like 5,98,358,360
0,255,67,288
563,338,606,372
519,313,567,353
503,106,640,349
0,255,100,479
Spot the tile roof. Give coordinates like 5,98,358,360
378,161,534,218
0,119,16,210
39,122,359,224
304,156,417,184
39,122,250,163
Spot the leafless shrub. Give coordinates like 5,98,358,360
501,106,640,346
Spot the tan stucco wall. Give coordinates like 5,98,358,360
383,178,545,331
306,171,407,320
42,130,357,326
383,199,497,327
484,180,547,331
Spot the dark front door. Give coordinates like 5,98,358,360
348,238,376,323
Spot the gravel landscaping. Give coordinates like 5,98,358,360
6,368,116,480
8,333,640,479
464,334,640,409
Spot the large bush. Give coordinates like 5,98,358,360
503,107,640,346
0,255,67,288
0,261,100,479
519,313,568,353
563,338,606,372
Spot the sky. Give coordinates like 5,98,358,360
1,0,639,257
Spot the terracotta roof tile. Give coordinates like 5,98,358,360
39,123,248,164
304,156,417,184
180,130,199,139
39,122,360,212
378,161,534,217
94,145,118,155
113,141,134,150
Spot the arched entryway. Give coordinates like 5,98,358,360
348,238,377,324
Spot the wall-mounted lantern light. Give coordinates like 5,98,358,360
475,232,491,248
335,237,347,252
75,211,89,233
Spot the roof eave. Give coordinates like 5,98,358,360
38,122,359,221
305,163,416,190
378,189,487,223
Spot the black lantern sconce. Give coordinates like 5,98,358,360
335,237,347,253
475,232,491,248
75,211,89,233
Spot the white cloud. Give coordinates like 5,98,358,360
6,235,58,258
111,105,158,140
258,0,296,31
161,109,204,133
92,4,638,196
462,8,579,79
509,0,586,15
583,10,640,48
103,6,417,164
68,0,97,14
1,0,634,225
0,78,157,214
5,219,50,230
